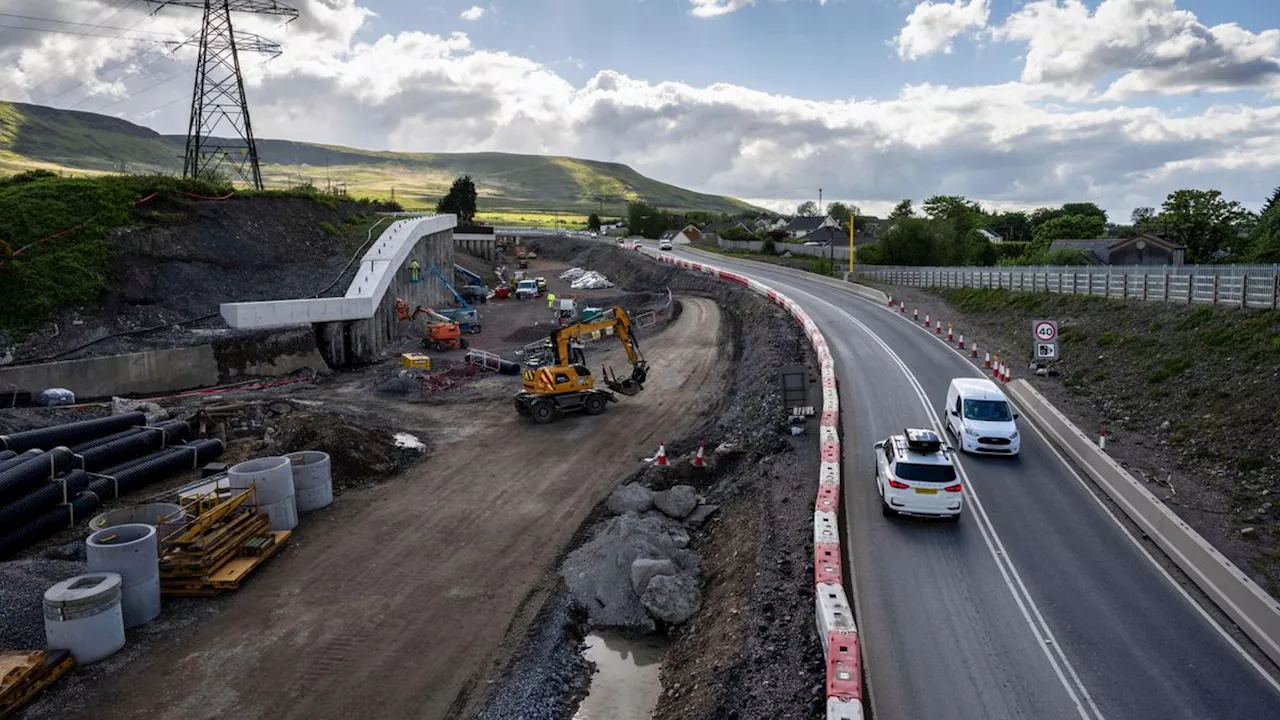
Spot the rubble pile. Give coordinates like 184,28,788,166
559,267,615,290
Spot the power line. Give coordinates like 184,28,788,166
0,0,139,95
0,21,171,42
0,12,182,38
63,29,199,110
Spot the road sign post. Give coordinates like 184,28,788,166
1033,320,1059,361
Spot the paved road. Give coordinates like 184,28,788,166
657,245,1280,720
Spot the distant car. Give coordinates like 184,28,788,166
874,428,962,520
658,239,673,251
944,378,1020,456
534,276,547,292
616,237,625,247
632,240,643,250
514,279,540,300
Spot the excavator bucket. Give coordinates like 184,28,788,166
603,362,648,396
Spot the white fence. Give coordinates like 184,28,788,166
858,265,1280,310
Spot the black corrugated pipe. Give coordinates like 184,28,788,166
70,427,148,454
0,450,14,464
94,438,224,498
0,411,146,453
75,420,191,472
0,448,74,506
0,490,100,560
0,470,91,530
0,449,41,474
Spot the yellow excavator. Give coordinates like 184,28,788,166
514,306,649,424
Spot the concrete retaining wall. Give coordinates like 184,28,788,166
0,327,325,400
1005,379,1280,668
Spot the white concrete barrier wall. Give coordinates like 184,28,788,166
220,214,457,329
1005,379,1280,668
651,252,864,720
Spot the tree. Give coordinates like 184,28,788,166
1250,187,1280,262
1030,214,1106,249
587,213,601,231
435,175,478,223
888,199,913,220
825,201,858,224
1154,189,1253,263
795,200,819,217
987,211,1031,244
875,217,945,265
1131,206,1156,228
1061,202,1107,224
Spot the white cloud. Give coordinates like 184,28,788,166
0,0,1278,218
894,0,990,60
459,6,485,22
689,0,756,19
994,0,1280,99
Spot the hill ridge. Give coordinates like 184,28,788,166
0,101,757,214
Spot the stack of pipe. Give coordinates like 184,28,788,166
0,412,146,453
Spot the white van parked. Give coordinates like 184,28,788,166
944,378,1020,456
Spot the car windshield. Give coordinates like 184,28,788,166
963,398,1012,422
894,462,957,483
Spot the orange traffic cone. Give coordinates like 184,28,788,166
692,442,706,468
654,442,668,466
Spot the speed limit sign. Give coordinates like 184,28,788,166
1033,320,1058,342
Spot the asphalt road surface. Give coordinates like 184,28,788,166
655,244,1280,720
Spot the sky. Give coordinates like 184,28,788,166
0,0,1278,219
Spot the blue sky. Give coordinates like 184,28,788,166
1,0,1278,216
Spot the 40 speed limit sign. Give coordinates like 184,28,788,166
1033,320,1059,360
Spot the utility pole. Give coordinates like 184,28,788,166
150,1,298,190
818,188,823,215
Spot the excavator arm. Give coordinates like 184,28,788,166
548,307,649,395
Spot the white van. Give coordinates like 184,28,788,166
944,378,1020,456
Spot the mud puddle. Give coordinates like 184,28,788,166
572,632,670,720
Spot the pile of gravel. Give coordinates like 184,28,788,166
0,557,86,649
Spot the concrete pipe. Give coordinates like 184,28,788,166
257,494,299,532
86,523,161,629
89,502,187,542
228,457,295,506
287,451,332,513
44,572,126,664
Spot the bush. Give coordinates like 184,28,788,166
761,236,776,254
319,220,339,236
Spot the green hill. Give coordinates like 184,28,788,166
0,101,759,216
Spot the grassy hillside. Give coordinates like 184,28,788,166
0,101,759,216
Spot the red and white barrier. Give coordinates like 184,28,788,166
652,252,861,720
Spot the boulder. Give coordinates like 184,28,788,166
653,485,698,519
630,558,676,595
683,504,719,528
607,483,653,515
641,573,701,625
111,396,168,423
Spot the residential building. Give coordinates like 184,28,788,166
784,214,839,239
976,228,1003,244
673,224,702,244
1048,233,1185,266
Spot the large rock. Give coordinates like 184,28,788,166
641,573,701,625
630,558,676,595
560,511,692,631
606,483,653,515
653,485,698,519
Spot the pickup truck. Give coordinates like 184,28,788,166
515,279,540,300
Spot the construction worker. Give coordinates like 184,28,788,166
546,291,556,309
409,259,421,283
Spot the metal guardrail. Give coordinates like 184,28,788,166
858,265,1280,310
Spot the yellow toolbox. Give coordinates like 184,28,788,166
400,353,432,370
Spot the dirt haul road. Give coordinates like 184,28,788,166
71,298,724,720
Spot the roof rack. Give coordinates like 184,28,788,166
903,428,942,453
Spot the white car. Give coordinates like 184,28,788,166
616,237,625,247
658,239,673,251
874,428,962,520
944,378,1020,456
632,240,643,250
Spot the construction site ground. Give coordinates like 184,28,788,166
8,247,824,720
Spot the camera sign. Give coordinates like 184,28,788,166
1035,341,1058,360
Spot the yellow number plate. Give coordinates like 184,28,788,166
915,488,938,495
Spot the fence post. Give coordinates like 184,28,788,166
1105,270,1111,298
1163,267,1170,303
1241,275,1248,309
1274,274,1279,310
1122,273,1128,299
1086,272,1092,296
1212,274,1218,305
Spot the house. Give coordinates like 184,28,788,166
753,217,787,232
1048,233,1185,266
783,215,839,239
673,224,702,244
976,228,1003,244
799,226,879,247
703,221,752,239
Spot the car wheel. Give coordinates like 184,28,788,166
881,498,895,517
530,400,555,424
